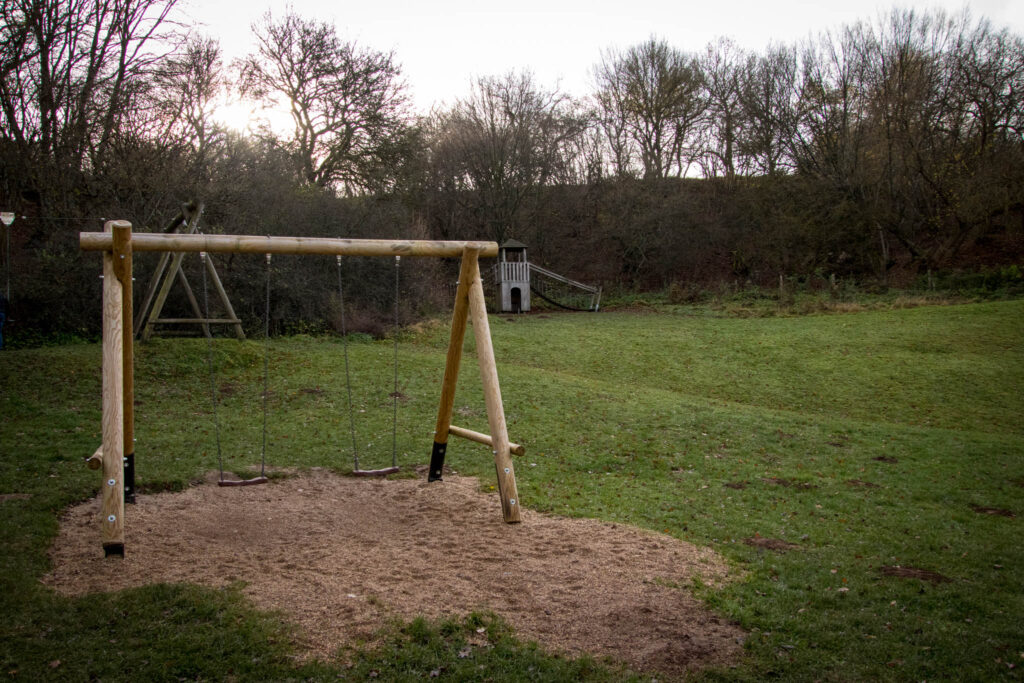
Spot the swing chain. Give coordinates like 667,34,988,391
261,252,271,478
200,252,226,482
204,250,271,485
337,254,401,473
336,254,360,471
392,255,400,469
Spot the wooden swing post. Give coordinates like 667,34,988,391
99,220,132,556
111,222,136,504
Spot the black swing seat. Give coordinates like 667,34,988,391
352,466,400,477
217,476,269,487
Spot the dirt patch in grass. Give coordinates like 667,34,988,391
45,471,743,677
844,479,879,489
970,504,1015,518
879,566,951,584
873,456,899,464
762,477,817,490
723,481,748,490
743,537,800,552
0,493,32,502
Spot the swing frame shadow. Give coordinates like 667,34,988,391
81,222,523,558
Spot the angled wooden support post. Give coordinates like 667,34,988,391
134,202,245,342
202,252,246,340
467,254,521,523
101,220,130,556
141,252,204,341
136,202,205,340
429,250,476,482
133,251,171,337
132,203,193,338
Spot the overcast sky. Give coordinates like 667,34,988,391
183,0,1024,115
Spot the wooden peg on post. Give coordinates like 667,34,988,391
86,445,103,470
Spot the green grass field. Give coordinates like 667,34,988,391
2,299,1022,681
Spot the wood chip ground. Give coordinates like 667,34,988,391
45,472,745,677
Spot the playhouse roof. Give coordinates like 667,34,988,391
500,239,528,250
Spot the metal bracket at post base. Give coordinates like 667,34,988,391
104,543,125,558
124,453,135,504
428,442,446,481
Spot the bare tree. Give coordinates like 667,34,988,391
699,38,745,179
788,25,872,185
0,0,180,171
594,38,705,179
782,8,1024,275
426,72,588,243
862,9,1024,269
239,10,412,194
737,45,799,175
150,34,226,171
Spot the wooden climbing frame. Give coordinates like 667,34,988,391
80,222,523,557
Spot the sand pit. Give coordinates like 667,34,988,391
45,470,744,676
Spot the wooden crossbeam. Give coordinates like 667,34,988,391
153,318,242,324
82,233,499,258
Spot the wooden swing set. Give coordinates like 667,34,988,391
81,221,523,558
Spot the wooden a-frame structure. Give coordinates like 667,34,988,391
81,221,523,557
134,202,245,341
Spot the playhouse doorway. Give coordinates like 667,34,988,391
510,287,522,313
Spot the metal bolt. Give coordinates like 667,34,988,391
504,467,510,474
107,479,116,486
107,515,116,523
509,499,516,505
